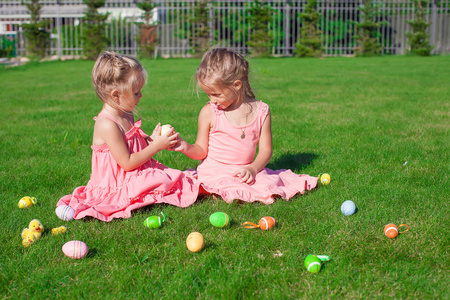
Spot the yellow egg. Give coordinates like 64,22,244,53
186,232,204,252
160,124,172,136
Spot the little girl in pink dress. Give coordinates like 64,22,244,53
57,52,199,221
173,48,318,204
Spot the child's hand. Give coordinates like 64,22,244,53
168,135,187,152
150,123,178,150
233,167,257,184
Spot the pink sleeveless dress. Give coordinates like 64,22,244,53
57,114,200,222
197,101,318,204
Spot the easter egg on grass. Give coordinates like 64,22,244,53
160,124,172,136
258,217,276,230
320,174,331,185
62,240,88,259
209,212,229,228
18,196,37,209
341,200,356,216
56,205,75,221
186,232,204,253
384,224,398,238
304,255,322,273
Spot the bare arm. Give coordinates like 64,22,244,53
172,104,213,160
94,119,178,171
233,110,273,184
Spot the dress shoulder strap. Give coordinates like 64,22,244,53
95,112,127,133
209,102,223,116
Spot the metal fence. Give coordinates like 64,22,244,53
1,0,449,58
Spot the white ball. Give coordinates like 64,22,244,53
341,200,356,216
160,124,172,136
56,205,75,221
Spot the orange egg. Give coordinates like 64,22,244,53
258,217,276,230
384,223,398,238
186,232,204,252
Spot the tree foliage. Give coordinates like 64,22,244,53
82,0,110,60
189,0,212,57
295,0,323,58
246,0,273,57
353,0,385,56
406,0,433,56
136,0,159,59
21,0,50,59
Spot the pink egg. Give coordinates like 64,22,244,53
62,240,88,259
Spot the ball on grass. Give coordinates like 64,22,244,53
341,200,356,216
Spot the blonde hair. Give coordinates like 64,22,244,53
92,51,147,109
195,47,255,101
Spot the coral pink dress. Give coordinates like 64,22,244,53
57,114,200,222
197,101,317,204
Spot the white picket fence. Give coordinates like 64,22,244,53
0,0,449,57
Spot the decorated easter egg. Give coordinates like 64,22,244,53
18,196,37,209
55,205,75,221
186,232,204,253
160,124,172,136
258,216,276,230
304,255,321,273
341,200,356,216
144,216,162,228
62,240,88,259
320,173,331,185
209,212,229,228
384,223,398,238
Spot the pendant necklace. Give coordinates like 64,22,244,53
240,104,249,139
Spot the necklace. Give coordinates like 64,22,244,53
240,104,250,139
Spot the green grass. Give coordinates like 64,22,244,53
0,56,449,299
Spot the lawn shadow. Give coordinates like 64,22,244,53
266,152,318,171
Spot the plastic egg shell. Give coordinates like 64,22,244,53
160,124,172,136
144,216,162,228
56,205,75,221
304,255,322,273
259,217,276,230
384,223,398,238
186,232,204,252
341,200,356,216
18,196,37,209
209,212,229,228
62,240,88,259
320,174,331,185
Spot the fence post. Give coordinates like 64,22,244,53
56,0,62,57
430,0,437,54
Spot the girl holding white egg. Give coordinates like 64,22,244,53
172,47,318,204
56,51,200,222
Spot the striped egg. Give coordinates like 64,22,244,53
258,216,276,230
62,240,88,259
55,205,75,221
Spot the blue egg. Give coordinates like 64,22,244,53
341,200,356,216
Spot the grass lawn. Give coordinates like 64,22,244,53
0,55,449,299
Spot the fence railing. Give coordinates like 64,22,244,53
1,0,449,58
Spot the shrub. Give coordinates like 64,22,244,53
295,0,323,58
406,0,433,56
21,0,50,59
353,0,385,56
246,0,273,57
82,0,110,60
136,0,159,59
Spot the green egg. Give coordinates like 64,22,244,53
144,216,162,228
304,255,321,273
209,212,229,228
